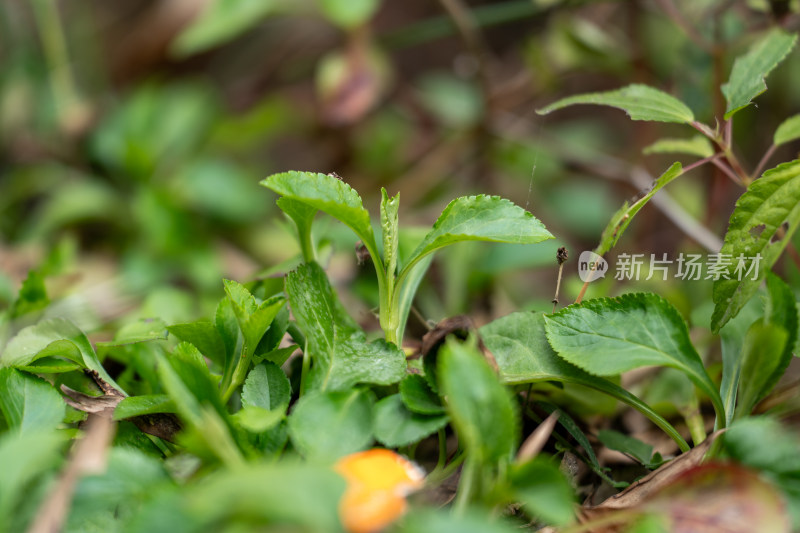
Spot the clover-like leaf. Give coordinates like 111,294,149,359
537,84,695,124
711,159,800,332
0,368,64,432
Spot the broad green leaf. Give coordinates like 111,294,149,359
544,293,723,423
17,357,81,374
380,188,400,277
172,0,281,57
287,389,374,461
643,136,714,158
0,430,66,523
774,114,800,146
318,0,379,29
232,406,285,433
255,345,297,367
261,171,381,271
241,362,291,411
373,393,448,447
285,262,406,391
400,195,553,280
711,160,800,332
185,462,345,532
113,395,175,421
96,318,168,347
400,374,445,415
596,163,683,255
510,456,575,526
537,84,695,124
735,321,787,419
481,311,689,451
722,29,798,119
1,318,120,390
0,368,64,432
597,429,654,466
166,320,226,365
438,337,517,461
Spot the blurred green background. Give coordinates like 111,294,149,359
2,0,800,338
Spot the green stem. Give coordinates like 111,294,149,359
299,227,316,263
452,455,478,515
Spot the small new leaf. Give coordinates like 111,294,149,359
537,84,695,124
774,114,800,146
596,163,683,255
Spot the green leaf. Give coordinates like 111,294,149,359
172,0,281,57
774,114,800,146
643,135,714,158
318,0,379,29
166,320,226,366
596,163,683,255
510,456,575,526
438,337,517,461
480,311,690,451
373,393,448,447
0,430,66,524
400,374,445,415
380,188,400,277
399,195,553,281
285,262,406,391
711,160,800,332
185,462,345,532
597,429,654,466
761,273,798,396
544,293,724,424
241,362,291,411
1,318,120,390
224,280,286,358
735,321,788,419
0,368,64,432
113,395,175,421
11,269,48,318
719,298,764,427
287,389,374,461
722,29,798,119
96,318,168,347
537,84,695,124
232,406,285,433
399,509,519,533
261,172,381,272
